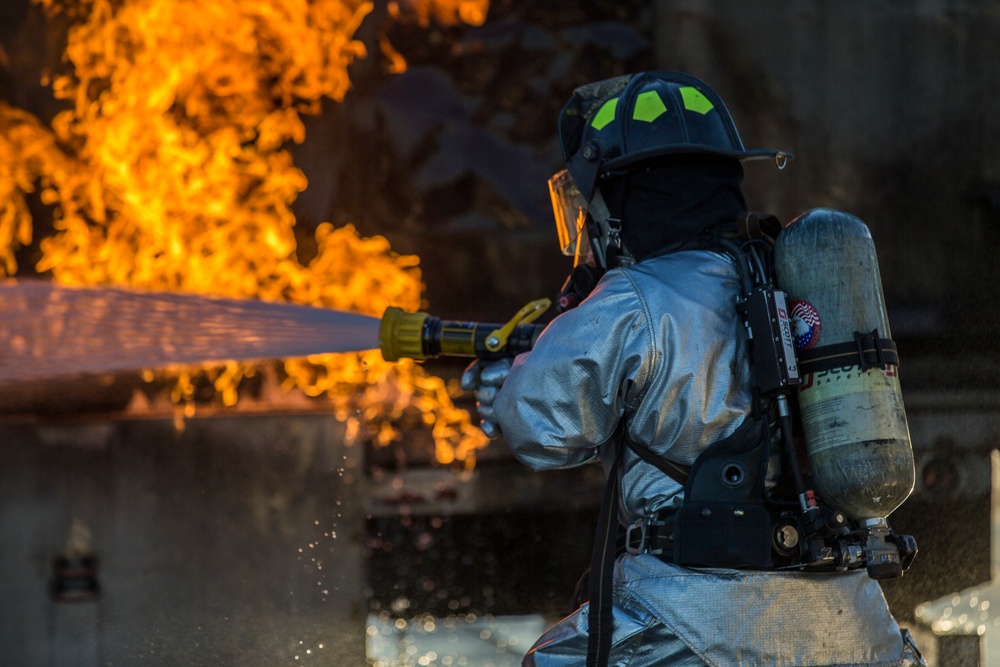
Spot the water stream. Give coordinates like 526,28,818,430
0,281,382,384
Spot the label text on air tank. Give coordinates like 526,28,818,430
773,290,800,383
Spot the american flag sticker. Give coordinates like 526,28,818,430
790,300,822,350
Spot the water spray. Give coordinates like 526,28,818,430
0,282,551,384
379,299,550,362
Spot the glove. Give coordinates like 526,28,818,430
459,358,512,440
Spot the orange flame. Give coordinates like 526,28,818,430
0,101,67,275
0,0,490,466
388,0,488,28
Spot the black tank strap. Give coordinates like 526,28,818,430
796,329,897,374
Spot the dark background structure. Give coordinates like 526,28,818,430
2,1,999,665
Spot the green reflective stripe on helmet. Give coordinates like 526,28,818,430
591,98,619,130
632,90,667,122
680,86,714,115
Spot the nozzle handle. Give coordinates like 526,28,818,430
485,298,551,352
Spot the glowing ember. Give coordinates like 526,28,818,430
0,0,491,466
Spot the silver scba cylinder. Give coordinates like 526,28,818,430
775,208,914,523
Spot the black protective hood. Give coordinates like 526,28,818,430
599,155,747,262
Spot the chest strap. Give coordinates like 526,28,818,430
623,437,690,486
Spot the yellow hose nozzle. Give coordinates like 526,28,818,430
379,299,551,362
379,308,430,362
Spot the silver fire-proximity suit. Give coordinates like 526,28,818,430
485,249,925,667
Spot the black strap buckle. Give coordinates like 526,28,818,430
854,328,886,371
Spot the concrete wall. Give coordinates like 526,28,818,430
0,414,366,666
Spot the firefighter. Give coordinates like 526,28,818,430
461,71,924,666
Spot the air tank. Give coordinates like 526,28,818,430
774,208,914,522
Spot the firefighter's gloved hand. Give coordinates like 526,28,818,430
460,358,511,440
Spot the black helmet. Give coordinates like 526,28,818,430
558,70,791,200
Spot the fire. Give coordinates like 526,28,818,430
0,0,490,466
0,101,65,275
388,0,488,28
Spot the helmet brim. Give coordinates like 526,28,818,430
602,145,793,175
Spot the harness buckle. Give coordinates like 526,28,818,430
625,519,665,556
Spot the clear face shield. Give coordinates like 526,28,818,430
548,169,594,267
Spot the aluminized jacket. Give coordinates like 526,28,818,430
492,250,923,666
